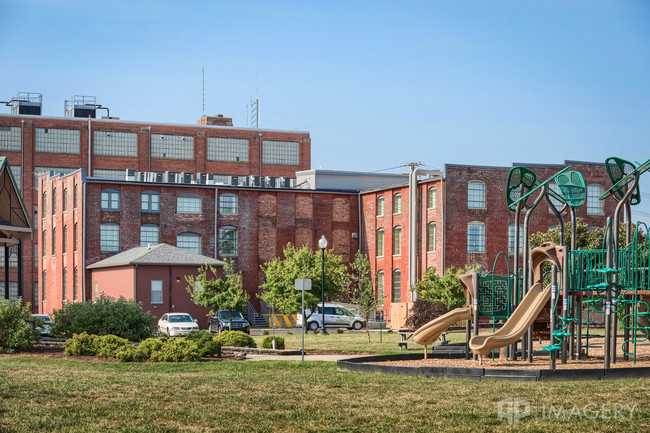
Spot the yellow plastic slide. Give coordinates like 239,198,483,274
469,282,551,356
413,306,473,346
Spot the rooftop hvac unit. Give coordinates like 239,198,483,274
196,173,207,184
164,171,177,183
126,169,136,181
264,176,276,188
230,176,239,186
249,175,260,187
179,172,192,184
64,95,97,118
238,176,249,187
137,172,147,182
289,178,297,187
9,92,42,115
279,177,290,188
154,172,163,183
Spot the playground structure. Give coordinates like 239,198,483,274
414,156,650,370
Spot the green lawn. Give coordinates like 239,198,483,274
1,356,648,432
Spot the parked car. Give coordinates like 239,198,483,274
157,313,199,336
209,310,250,334
296,303,364,331
30,314,53,336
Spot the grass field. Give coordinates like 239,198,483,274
1,330,649,432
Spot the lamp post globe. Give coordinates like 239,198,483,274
319,235,328,335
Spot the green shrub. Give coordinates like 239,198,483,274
261,335,285,350
64,333,100,356
150,339,201,362
0,298,40,353
114,345,146,363
96,335,131,358
51,294,155,341
262,330,269,336
185,330,222,357
217,330,256,348
135,338,164,360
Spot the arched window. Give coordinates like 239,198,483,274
100,223,120,252
393,193,402,214
52,187,57,214
177,194,202,214
427,222,436,252
467,221,485,253
220,194,239,215
101,188,120,211
177,232,201,254
468,181,486,209
376,196,384,216
62,267,67,302
219,226,238,256
376,271,384,306
392,269,401,303
393,226,402,256
427,187,437,209
140,224,160,246
376,228,384,257
141,190,160,212
587,184,604,215
63,188,68,212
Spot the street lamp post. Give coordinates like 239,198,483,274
318,235,328,335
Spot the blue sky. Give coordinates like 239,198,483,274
1,0,649,223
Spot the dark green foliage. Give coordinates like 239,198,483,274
261,335,285,349
114,345,146,363
51,294,156,341
404,299,449,331
149,339,201,362
217,330,256,348
64,332,100,356
96,335,131,358
185,330,222,357
0,298,40,353
415,266,476,310
185,259,248,316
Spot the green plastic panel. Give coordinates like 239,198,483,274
605,157,640,205
478,275,510,318
506,166,537,210
555,170,586,208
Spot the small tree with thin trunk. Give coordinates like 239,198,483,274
347,251,380,343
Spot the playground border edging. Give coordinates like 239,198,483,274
336,353,650,381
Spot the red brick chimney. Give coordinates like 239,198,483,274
198,114,233,126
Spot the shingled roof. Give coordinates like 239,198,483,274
86,243,225,269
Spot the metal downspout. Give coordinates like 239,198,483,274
87,116,91,174
82,179,87,302
214,187,219,258
20,120,24,192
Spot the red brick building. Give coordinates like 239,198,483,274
0,107,311,311
360,161,615,320
37,169,359,318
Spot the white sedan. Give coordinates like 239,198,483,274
158,313,199,337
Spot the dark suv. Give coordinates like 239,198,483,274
209,310,251,334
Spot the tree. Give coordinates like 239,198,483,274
528,218,605,250
185,258,248,329
347,251,380,343
0,298,40,353
414,266,476,310
259,242,350,317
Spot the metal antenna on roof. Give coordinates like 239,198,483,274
202,66,205,117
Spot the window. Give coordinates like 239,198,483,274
428,187,437,209
151,280,163,304
34,205,38,230
42,270,46,302
100,223,120,252
393,194,402,214
262,140,299,165
74,223,78,252
376,196,384,216
93,131,138,157
42,231,46,256
393,226,401,256
42,190,46,215
587,184,604,215
140,224,160,246
177,194,202,214
207,137,249,162
93,169,124,179
74,184,78,209
34,243,38,268
52,227,56,256
0,248,18,268
62,268,67,302
52,187,56,214
392,270,401,303
63,226,67,252
468,181,486,209
427,222,436,252
376,271,384,306
220,194,238,215
376,228,384,257
0,126,21,151
468,221,486,253
548,181,563,213
35,128,80,154
101,189,120,211
151,134,194,160
141,191,160,212
73,267,78,301
10,166,21,192
508,223,525,254
94,281,98,301
177,233,201,254
34,282,38,305
219,227,238,256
